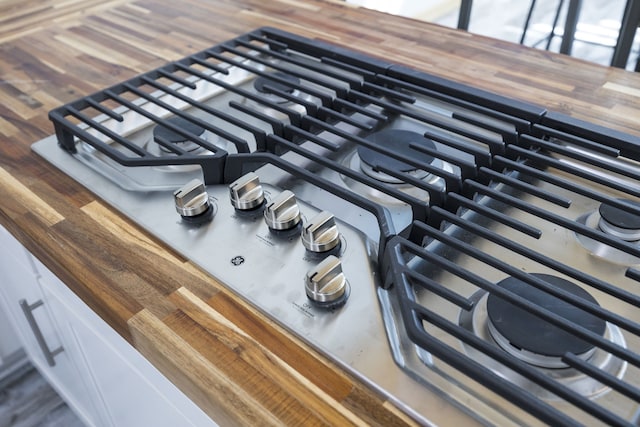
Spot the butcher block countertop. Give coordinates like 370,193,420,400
1,0,640,425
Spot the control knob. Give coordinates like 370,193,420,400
264,190,301,231
301,211,341,253
305,255,349,308
174,179,213,223
229,172,264,211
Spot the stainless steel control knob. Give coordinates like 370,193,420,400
174,179,211,217
301,211,341,253
305,255,349,308
229,172,264,211
264,190,301,230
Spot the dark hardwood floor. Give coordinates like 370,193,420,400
0,361,85,427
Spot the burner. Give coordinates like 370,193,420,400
598,199,640,241
244,72,309,117
487,273,606,368
154,116,206,153
575,199,640,264
339,128,450,232
458,288,627,400
253,72,300,99
356,129,436,184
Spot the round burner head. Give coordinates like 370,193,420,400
487,274,606,365
599,199,640,230
253,72,300,95
357,129,436,173
153,116,205,152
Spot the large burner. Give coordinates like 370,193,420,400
458,286,627,400
487,273,606,368
356,129,437,184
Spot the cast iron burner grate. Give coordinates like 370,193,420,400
48,27,640,426
386,115,640,425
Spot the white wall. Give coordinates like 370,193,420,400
344,0,457,20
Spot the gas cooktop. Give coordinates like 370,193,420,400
34,27,640,426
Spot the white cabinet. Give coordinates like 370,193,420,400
0,226,102,427
0,300,23,368
0,225,217,427
0,237,23,368
34,256,217,427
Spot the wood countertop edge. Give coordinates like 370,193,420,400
1,0,640,425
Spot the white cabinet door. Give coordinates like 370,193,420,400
0,226,102,427
0,297,23,367
34,252,217,427
0,231,25,372
0,226,46,367
0,227,26,366
0,224,217,427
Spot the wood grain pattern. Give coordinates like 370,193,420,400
0,166,64,227
0,0,639,425
130,309,280,427
130,287,418,426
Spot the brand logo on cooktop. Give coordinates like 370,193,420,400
230,255,245,266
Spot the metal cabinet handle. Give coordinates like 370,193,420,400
19,299,64,367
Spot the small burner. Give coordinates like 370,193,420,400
153,116,205,153
357,129,436,183
598,199,640,241
244,72,310,116
253,72,300,97
487,273,606,368
575,199,640,265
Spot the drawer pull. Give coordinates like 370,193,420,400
19,299,64,367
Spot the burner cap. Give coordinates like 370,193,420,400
487,274,606,360
599,199,640,230
253,72,300,95
357,129,436,173
153,116,205,144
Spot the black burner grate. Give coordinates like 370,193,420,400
388,115,640,425
48,27,640,426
